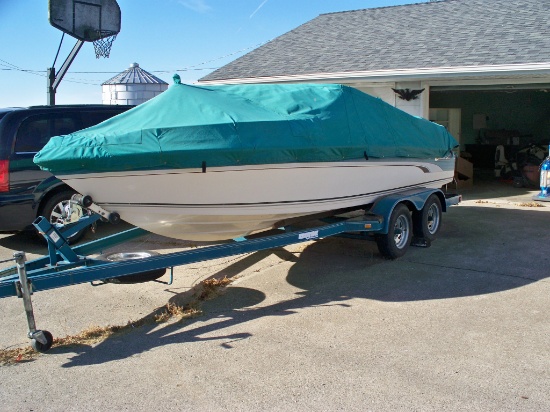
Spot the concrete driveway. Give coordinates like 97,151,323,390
0,182,548,411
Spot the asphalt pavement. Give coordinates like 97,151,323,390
0,180,548,411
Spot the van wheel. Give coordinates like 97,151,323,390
39,191,88,243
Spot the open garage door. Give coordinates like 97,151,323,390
430,85,550,185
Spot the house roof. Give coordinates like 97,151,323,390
102,63,168,85
199,0,550,83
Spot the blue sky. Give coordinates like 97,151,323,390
1,0,423,107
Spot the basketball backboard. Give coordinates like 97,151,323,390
48,0,121,42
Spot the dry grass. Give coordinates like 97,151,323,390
475,200,545,208
153,303,202,323
517,201,545,208
0,346,36,365
0,276,232,366
196,277,232,301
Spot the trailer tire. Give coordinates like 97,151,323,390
98,251,167,284
413,194,442,242
376,203,412,259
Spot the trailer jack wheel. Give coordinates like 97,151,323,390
30,330,54,353
13,252,55,353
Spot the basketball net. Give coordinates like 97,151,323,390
92,30,118,58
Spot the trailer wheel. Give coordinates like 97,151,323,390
413,194,442,242
376,203,412,259
31,330,54,353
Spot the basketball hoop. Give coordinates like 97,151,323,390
92,30,118,58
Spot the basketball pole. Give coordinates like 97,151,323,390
46,40,84,106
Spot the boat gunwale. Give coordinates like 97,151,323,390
58,158,456,180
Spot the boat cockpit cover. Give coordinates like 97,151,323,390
34,83,458,174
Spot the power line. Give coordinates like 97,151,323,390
0,59,47,78
66,67,220,74
0,39,268,77
182,40,268,68
0,67,219,74
0,58,23,70
0,63,222,87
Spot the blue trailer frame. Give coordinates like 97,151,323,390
0,187,460,352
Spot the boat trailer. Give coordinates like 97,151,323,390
0,188,460,352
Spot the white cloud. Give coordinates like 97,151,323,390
178,0,212,13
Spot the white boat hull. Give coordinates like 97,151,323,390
58,159,455,241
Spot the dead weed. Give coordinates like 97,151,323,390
517,201,545,208
0,276,232,366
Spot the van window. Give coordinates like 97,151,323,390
15,115,78,153
81,111,124,129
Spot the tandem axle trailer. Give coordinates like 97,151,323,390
0,187,460,352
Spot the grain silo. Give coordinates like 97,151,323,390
102,63,168,105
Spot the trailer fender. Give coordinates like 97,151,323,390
370,188,446,234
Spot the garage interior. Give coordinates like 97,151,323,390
430,85,550,188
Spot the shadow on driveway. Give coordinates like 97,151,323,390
45,205,549,367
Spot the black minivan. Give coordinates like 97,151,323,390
0,105,133,241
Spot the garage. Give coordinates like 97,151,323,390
430,84,550,183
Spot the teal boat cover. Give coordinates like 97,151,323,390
34,83,458,174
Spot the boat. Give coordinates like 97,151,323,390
34,82,458,241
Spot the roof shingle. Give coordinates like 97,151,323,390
200,0,550,82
